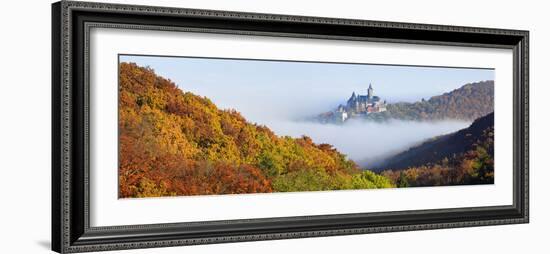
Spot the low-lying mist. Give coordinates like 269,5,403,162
261,118,470,169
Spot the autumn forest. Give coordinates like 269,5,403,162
118,61,494,198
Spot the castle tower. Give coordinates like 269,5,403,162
367,83,373,100
347,92,356,108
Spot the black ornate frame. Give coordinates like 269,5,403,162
51,1,529,253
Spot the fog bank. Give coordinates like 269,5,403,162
263,119,470,169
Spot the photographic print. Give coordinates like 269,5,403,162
118,55,495,198
52,4,528,251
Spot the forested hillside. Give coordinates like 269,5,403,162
366,81,494,121
380,113,494,187
118,62,394,198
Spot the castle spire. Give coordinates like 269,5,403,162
367,83,373,99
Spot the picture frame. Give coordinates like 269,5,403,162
51,1,529,253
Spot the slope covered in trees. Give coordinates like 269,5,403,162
366,81,494,121
118,62,394,198
380,113,494,186
377,112,494,170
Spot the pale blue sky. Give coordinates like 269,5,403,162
120,54,494,124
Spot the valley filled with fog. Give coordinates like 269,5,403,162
251,116,470,169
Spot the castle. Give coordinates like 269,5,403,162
335,84,387,122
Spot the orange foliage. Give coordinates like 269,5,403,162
118,62,381,198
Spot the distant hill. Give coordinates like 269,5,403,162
377,112,494,171
366,81,494,122
118,62,394,198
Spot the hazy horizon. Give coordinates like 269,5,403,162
119,55,493,168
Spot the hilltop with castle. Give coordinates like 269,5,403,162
317,80,494,124
332,84,387,122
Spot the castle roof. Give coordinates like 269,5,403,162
348,92,357,102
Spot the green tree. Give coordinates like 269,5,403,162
397,171,410,188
